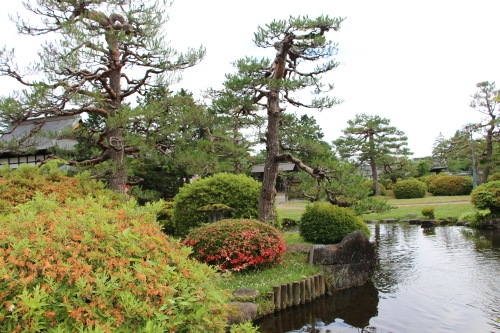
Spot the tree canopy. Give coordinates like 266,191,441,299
0,0,204,193
334,113,411,195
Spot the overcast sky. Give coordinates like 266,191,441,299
1,0,500,158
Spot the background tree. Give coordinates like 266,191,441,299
334,113,411,195
0,0,204,194
470,81,500,183
377,155,417,184
215,15,344,223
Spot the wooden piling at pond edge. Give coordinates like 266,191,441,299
271,274,326,312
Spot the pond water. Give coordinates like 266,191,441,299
255,224,500,333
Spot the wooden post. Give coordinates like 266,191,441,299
305,278,311,302
319,274,325,295
273,285,281,311
287,282,293,307
280,284,288,309
314,275,320,297
292,281,301,306
310,276,316,300
300,279,306,305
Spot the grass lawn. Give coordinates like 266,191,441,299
277,195,475,221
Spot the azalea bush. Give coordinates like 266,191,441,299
0,195,231,332
0,162,121,213
183,219,286,271
172,173,261,236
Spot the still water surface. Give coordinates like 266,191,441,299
255,224,500,333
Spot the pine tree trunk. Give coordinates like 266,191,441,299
105,32,127,194
258,92,281,224
370,155,380,196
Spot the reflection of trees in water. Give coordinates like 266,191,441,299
371,224,420,294
255,281,379,333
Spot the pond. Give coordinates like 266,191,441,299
255,224,500,332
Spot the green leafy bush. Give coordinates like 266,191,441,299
428,175,473,196
362,180,387,196
488,173,500,182
299,202,370,244
0,195,230,332
393,179,427,199
471,180,500,215
421,207,435,219
172,173,261,236
157,201,175,235
183,219,286,271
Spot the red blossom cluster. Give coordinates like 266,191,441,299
183,219,286,271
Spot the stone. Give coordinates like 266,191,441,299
321,260,377,291
364,220,380,224
406,214,418,217
285,244,312,253
421,220,437,228
311,231,376,266
381,219,399,223
478,217,500,229
226,302,258,324
409,219,423,225
232,288,259,299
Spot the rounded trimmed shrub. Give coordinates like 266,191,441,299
428,175,473,196
421,207,435,219
488,173,500,182
299,202,370,244
471,180,500,215
0,196,230,332
393,179,427,199
172,173,261,236
183,219,286,271
362,180,387,196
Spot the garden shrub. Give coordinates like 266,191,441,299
471,180,500,216
0,163,121,213
183,219,286,271
299,202,370,244
172,173,261,236
156,201,175,235
0,196,230,332
488,173,500,182
393,179,427,199
421,207,435,219
362,180,387,196
428,175,473,196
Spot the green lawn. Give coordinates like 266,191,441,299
277,195,475,221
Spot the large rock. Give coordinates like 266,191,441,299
311,230,377,292
479,217,500,229
311,230,376,265
226,302,258,324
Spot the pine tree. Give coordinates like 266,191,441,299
0,0,204,194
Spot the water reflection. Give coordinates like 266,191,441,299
255,281,378,332
257,225,500,333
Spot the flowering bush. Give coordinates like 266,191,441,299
0,196,230,332
0,163,121,213
183,219,286,271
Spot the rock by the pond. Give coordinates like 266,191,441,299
381,219,399,223
421,220,437,228
232,288,259,299
478,217,500,229
311,231,377,292
409,219,423,225
286,243,313,253
364,219,380,224
226,302,258,324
